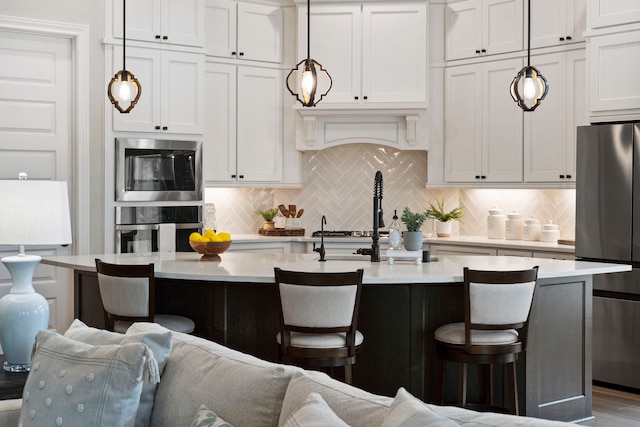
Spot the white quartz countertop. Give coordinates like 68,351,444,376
42,252,627,284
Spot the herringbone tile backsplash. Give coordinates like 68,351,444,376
205,145,575,239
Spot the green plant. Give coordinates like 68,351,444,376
400,207,430,232
257,208,279,222
427,199,463,223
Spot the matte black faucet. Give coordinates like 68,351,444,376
314,215,327,262
357,171,384,262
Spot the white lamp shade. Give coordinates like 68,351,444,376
0,180,72,246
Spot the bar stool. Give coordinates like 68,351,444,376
274,267,364,384
434,266,539,415
95,259,195,334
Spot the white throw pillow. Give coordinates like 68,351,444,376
382,387,460,427
283,392,351,427
19,330,159,427
191,405,234,427
64,319,173,427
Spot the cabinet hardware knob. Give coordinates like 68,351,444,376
239,175,244,179
560,174,565,178
355,96,359,100
232,51,237,56
162,126,168,131
566,174,572,179
155,35,161,39
475,175,480,179
231,174,236,178
239,52,244,56
481,175,486,179
155,125,161,130
363,96,368,100
162,35,168,40
566,36,572,40
475,49,481,54
481,49,486,53
559,37,565,41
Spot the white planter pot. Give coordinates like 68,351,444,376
435,221,452,237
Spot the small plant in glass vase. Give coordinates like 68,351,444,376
257,208,279,231
427,198,463,237
400,207,430,251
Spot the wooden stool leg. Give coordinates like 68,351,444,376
457,363,467,408
507,361,519,415
435,357,445,404
344,364,352,385
482,364,494,407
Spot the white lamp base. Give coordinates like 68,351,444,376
0,254,50,372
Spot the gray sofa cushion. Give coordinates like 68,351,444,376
128,323,300,427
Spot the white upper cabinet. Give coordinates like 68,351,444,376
444,58,524,183
112,0,205,47
204,62,283,184
445,0,523,61
530,0,586,48
299,2,427,104
588,0,640,29
112,46,204,134
205,0,283,63
524,50,587,183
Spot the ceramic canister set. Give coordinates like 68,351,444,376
487,206,559,243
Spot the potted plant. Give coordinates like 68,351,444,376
427,198,463,237
257,208,279,231
400,207,430,251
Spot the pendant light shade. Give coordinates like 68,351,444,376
286,0,332,107
108,0,141,113
510,0,548,112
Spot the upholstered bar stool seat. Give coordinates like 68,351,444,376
274,267,364,384
434,266,539,415
95,259,195,334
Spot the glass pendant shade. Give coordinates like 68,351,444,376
286,58,332,107
510,65,549,111
108,69,141,113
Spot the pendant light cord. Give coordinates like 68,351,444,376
122,0,127,71
526,0,531,67
306,0,311,60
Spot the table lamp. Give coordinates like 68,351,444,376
0,174,72,372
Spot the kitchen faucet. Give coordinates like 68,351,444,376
314,215,327,262
357,171,384,262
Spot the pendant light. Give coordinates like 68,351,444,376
286,0,332,107
108,0,141,113
510,0,548,111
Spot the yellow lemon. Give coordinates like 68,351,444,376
200,236,211,243
189,232,203,242
204,229,216,238
218,232,231,242
211,235,223,242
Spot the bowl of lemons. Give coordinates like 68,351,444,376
189,229,232,260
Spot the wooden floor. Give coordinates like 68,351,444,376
577,385,640,426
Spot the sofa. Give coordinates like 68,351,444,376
0,321,577,427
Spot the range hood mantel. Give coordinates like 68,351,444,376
294,103,428,151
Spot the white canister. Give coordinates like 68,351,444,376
505,212,524,240
541,221,560,243
487,206,506,239
523,218,541,241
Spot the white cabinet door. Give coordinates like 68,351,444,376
530,0,586,48
588,0,640,29
237,67,282,182
303,2,426,104
113,0,204,47
588,30,640,113
204,63,283,183
525,50,586,183
113,47,204,134
362,3,427,103
204,62,236,183
445,0,522,60
205,0,282,63
445,58,523,183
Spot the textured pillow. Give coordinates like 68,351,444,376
382,387,460,427
283,392,351,427
64,319,173,427
19,330,159,427
191,405,234,427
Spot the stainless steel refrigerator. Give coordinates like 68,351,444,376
576,122,640,390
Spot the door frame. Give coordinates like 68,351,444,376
0,15,90,255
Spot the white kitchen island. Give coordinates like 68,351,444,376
43,252,629,423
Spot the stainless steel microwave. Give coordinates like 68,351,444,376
115,138,202,202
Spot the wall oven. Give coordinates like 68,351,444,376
115,206,202,254
115,138,202,202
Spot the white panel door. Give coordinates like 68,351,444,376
0,30,73,331
162,51,204,134
483,0,523,56
445,0,481,60
237,2,282,63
